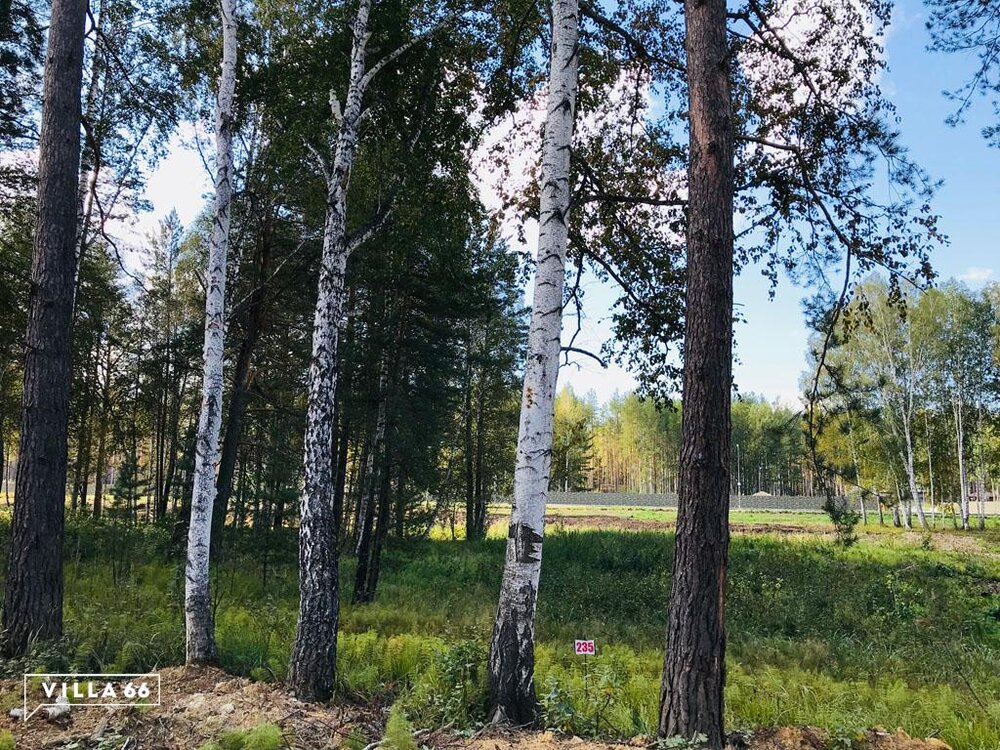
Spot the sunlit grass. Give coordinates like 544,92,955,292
0,515,997,748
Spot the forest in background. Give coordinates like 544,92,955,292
551,274,1000,533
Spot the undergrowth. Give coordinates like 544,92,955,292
0,517,997,749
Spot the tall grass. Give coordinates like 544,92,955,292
0,518,997,748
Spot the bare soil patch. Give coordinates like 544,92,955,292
1,665,375,749
0,670,955,750
458,726,952,750
541,513,819,537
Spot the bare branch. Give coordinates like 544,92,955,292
561,345,608,368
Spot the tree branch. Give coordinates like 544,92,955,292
360,9,464,92
561,346,608,368
579,0,685,74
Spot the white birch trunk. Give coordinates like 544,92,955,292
903,333,926,529
487,0,579,725
902,423,925,529
184,0,237,664
72,0,103,309
924,413,936,527
288,0,371,702
953,397,969,530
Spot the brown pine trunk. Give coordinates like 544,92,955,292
658,0,734,745
160,368,187,514
353,380,387,604
362,432,394,600
2,0,88,658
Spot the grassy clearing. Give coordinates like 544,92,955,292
0,516,998,749
478,504,1000,538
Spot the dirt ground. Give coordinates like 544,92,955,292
542,513,814,536
538,513,998,557
0,667,955,750
1,666,376,749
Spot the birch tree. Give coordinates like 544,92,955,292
288,0,459,701
1,0,88,658
486,0,580,724
184,0,237,665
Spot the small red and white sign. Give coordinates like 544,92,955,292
574,639,596,656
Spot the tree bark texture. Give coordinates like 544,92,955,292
486,0,580,725
288,0,372,701
2,0,88,658
184,0,237,665
658,0,734,747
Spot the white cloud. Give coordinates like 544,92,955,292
958,266,994,284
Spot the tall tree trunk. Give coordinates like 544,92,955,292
658,0,734,746
924,413,935,527
902,422,926,529
288,0,373,701
69,347,90,511
72,0,103,306
0,410,5,506
348,434,371,544
213,211,273,558
184,0,237,665
464,337,476,540
354,372,387,605
362,424,394,601
70,349,94,512
847,418,867,525
92,338,112,519
161,368,188,512
359,327,403,602
77,343,98,513
473,380,487,539
487,0,579,725
334,416,351,545
154,385,167,519
1,0,88,658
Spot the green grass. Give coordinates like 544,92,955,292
0,515,998,748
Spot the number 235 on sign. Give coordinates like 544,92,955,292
574,639,595,655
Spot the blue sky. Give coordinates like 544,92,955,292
142,0,999,406
560,0,1000,405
